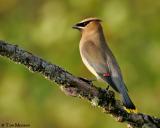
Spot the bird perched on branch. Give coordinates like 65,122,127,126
73,17,136,112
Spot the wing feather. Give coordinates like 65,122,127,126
80,41,120,92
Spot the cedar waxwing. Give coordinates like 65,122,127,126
73,17,136,111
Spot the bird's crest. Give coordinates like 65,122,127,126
79,17,102,24
72,17,102,30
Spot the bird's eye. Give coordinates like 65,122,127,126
82,22,88,26
77,21,90,27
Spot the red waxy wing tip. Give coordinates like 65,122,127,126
103,73,111,77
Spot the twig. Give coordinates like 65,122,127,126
0,40,159,128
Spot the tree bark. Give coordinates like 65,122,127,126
0,40,159,128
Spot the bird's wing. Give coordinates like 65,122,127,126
106,50,128,92
81,41,109,73
80,41,119,92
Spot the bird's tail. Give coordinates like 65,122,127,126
120,88,137,113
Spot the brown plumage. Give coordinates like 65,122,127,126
73,17,136,111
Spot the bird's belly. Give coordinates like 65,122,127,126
80,54,100,79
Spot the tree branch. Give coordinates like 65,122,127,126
0,40,159,128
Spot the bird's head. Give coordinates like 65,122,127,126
72,17,102,32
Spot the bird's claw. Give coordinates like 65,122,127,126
106,85,110,90
78,77,96,86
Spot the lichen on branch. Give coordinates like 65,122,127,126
0,40,159,128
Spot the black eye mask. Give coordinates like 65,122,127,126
76,21,90,27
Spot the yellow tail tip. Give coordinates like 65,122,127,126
124,107,138,113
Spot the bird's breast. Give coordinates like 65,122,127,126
79,45,100,79
80,53,100,79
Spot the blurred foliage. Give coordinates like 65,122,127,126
0,0,160,128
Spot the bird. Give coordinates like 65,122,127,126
72,17,136,112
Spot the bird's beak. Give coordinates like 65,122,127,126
72,24,79,29
72,24,81,30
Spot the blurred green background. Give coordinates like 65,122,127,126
0,0,160,128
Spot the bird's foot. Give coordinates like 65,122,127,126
78,77,96,86
106,85,110,91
